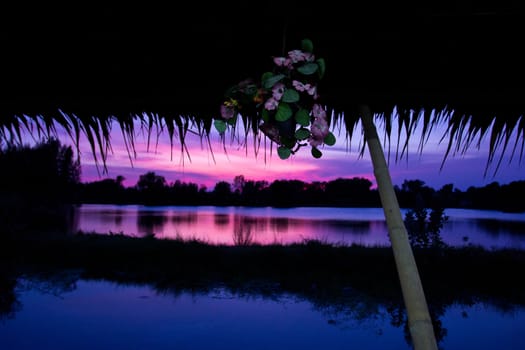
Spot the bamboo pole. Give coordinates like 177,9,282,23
360,104,438,350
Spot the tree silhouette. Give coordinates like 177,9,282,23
213,181,233,205
267,180,306,207
135,171,167,204
325,177,374,206
136,171,167,192
0,138,81,234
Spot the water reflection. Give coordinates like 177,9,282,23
1,271,524,350
476,219,525,236
214,213,230,227
113,209,123,225
170,212,197,224
75,205,525,249
232,215,256,246
322,220,374,234
270,217,289,233
137,212,168,236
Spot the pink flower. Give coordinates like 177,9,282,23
306,85,316,96
312,104,327,119
272,83,285,101
220,104,235,120
308,137,323,147
273,57,293,69
292,80,317,96
310,116,329,140
264,97,279,111
288,50,315,63
309,115,329,147
292,80,307,91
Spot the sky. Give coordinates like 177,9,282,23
65,114,524,192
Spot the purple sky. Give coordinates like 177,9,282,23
67,116,524,191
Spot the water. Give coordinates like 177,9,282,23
3,206,524,349
0,277,523,350
74,205,525,249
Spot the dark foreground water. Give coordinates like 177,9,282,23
75,205,525,249
0,277,523,350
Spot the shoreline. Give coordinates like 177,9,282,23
2,232,525,306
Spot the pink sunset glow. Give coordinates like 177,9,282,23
76,204,391,246
39,114,523,191
74,118,523,191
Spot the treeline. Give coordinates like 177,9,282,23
0,138,81,233
78,173,525,212
1,139,524,214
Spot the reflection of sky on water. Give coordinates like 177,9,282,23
441,219,525,250
1,278,524,350
439,302,524,349
75,205,525,249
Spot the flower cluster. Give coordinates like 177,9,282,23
214,39,335,159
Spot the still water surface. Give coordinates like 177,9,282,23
75,205,525,249
3,206,524,349
0,278,523,350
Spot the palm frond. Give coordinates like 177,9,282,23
1,104,523,177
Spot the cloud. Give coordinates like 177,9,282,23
39,116,524,191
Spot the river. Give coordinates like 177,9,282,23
74,204,525,249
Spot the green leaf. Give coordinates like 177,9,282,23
316,58,326,79
282,137,296,149
261,72,273,82
295,109,310,126
275,103,292,122
295,128,310,140
263,73,285,89
301,38,314,53
214,119,227,133
297,63,318,75
324,132,336,146
282,89,300,103
278,146,292,160
311,147,322,158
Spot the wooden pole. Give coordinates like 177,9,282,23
360,104,438,350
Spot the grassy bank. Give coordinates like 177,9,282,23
2,232,525,306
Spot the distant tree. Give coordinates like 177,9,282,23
398,179,435,208
325,177,373,206
0,138,81,234
299,181,325,206
135,172,167,204
79,176,127,203
170,180,201,204
500,181,525,212
466,181,504,210
115,175,125,188
136,172,167,192
213,181,233,205
435,183,458,208
233,175,246,194
0,138,80,197
269,179,306,207
241,179,269,205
